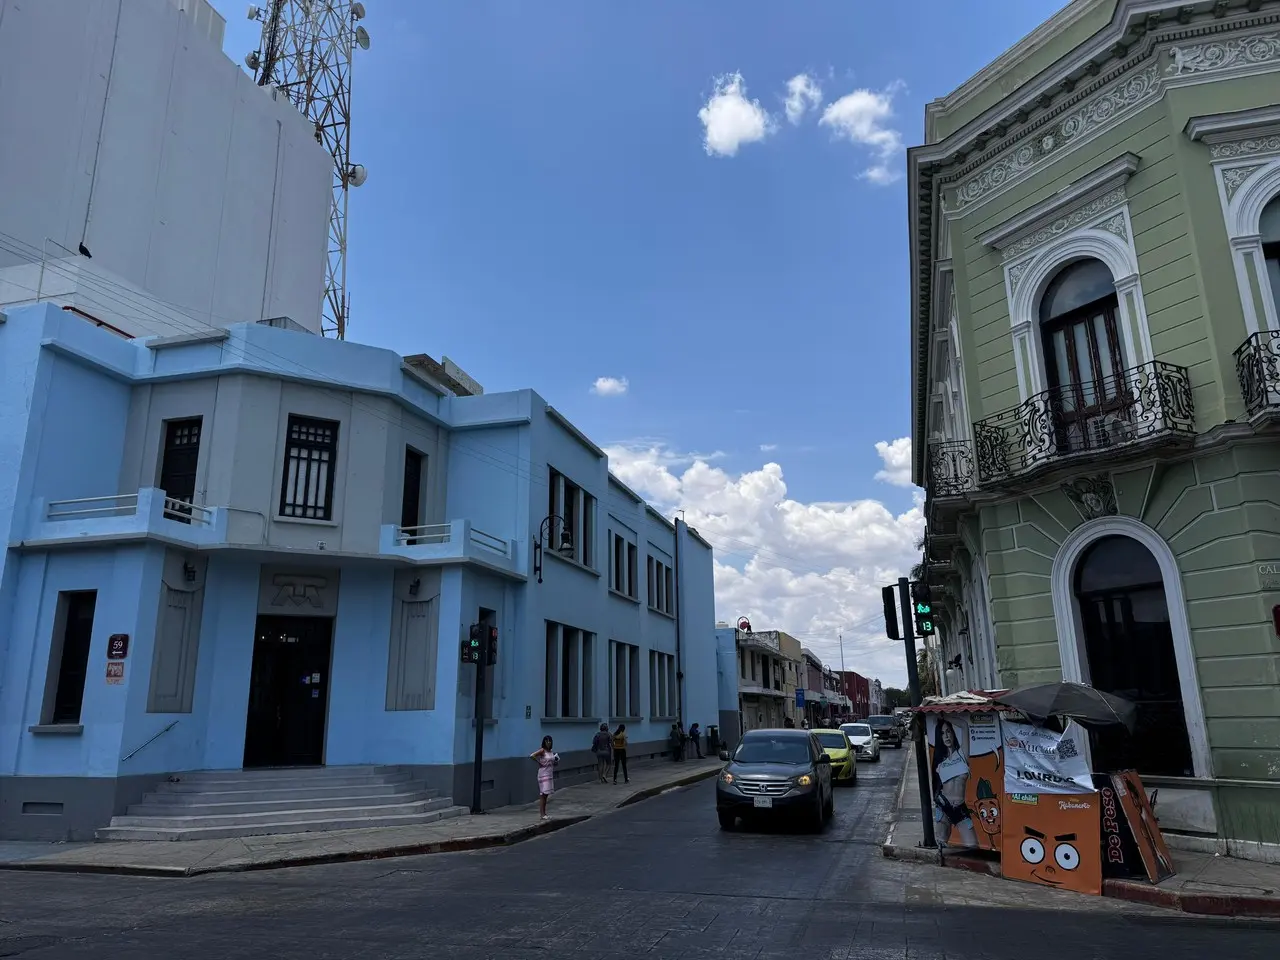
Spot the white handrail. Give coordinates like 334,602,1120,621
469,527,508,556
46,494,139,519
162,497,213,526
397,523,451,545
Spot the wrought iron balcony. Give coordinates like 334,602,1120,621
973,361,1195,485
927,440,976,497
1234,330,1280,417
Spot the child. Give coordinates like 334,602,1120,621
532,735,559,820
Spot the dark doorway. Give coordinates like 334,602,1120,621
401,447,424,534
1074,535,1194,777
159,418,202,522
50,591,98,725
243,616,333,768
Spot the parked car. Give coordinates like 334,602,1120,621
865,714,903,748
715,728,834,831
840,722,880,762
813,729,857,785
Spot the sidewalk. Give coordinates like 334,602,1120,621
0,758,721,878
881,742,1280,919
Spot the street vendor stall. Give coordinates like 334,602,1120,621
914,683,1175,897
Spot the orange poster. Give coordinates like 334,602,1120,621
1112,771,1175,883
1001,791,1103,896
925,712,1003,852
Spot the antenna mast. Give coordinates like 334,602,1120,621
247,1,370,340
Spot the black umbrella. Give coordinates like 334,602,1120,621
994,682,1136,733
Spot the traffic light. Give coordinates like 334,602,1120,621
485,625,498,666
881,585,900,641
911,581,935,636
462,623,483,664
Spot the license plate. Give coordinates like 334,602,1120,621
752,796,773,809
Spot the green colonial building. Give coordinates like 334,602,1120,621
909,0,1280,860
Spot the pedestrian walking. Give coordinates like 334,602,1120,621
591,722,612,783
531,735,559,820
612,723,629,783
687,722,704,759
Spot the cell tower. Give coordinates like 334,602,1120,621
246,2,370,340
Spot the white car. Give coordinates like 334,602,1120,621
841,723,880,762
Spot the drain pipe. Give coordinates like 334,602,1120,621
673,514,685,730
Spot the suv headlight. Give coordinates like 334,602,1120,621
793,774,813,787
720,771,734,785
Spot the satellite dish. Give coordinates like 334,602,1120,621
245,50,261,71
355,25,370,49
347,164,368,187
350,2,366,19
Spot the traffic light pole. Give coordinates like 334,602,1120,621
471,652,486,815
898,576,937,849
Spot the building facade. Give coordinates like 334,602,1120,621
910,0,1280,858
0,303,718,840
840,671,871,718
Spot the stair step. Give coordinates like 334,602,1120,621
147,780,423,803
109,796,455,830
171,765,399,782
96,805,470,842
158,771,413,792
127,789,439,818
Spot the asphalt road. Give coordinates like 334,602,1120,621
1,757,1275,959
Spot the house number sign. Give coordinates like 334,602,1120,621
107,634,130,660
1260,564,1280,592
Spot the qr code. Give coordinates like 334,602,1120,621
1057,739,1078,760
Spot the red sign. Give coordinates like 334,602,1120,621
107,634,130,660
737,617,752,632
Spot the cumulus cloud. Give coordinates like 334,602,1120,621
783,73,823,124
874,437,916,488
604,440,924,684
698,72,774,157
590,376,629,397
819,82,906,185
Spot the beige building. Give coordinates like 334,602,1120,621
736,629,802,731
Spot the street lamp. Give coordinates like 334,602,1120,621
533,514,574,584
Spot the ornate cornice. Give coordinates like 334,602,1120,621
1001,189,1128,263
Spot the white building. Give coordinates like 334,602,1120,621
0,0,332,338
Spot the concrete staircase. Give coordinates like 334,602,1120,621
97,765,469,841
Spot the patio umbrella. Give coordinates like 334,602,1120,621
994,682,1136,733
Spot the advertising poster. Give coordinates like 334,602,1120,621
1096,775,1143,880
925,712,1003,852
1112,771,1176,883
1001,718,1095,795
1000,791,1103,896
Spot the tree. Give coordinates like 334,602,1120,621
882,687,912,709
918,647,940,699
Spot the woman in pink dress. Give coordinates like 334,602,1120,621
532,735,560,820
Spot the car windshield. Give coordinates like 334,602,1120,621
867,716,894,728
734,735,811,764
843,724,872,738
814,732,847,749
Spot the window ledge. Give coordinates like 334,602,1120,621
650,716,677,723
469,718,498,728
546,549,600,577
273,514,339,527
540,716,604,725
609,588,640,604
647,606,676,621
29,724,84,736
608,716,642,724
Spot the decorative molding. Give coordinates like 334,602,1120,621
1212,135,1280,160
981,153,1140,253
1167,31,1280,77
1184,103,1280,144
1000,190,1129,265
1223,163,1268,200
1008,260,1032,294
1099,212,1129,241
1061,475,1117,521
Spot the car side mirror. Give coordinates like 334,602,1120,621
718,750,731,762
817,754,831,764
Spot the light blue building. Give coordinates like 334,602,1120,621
0,303,717,840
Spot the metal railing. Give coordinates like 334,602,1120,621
469,527,509,556
1234,329,1280,417
927,440,975,497
46,494,139,520
162,497,213,526
396,522,509,556
973,361,1195,484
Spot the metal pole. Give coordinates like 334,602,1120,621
899,576,936,848
838,630,846,716
470,657,486,814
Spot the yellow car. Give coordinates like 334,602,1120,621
813,729,857,786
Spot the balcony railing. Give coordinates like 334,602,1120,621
927,440,975,497
395,521,509,557
1234,330,1280,417
45,494,214,526
973,361,1195,485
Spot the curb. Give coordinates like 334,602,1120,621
0,768,720,879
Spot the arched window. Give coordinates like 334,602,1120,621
1039,259,1127,453
1261,194,1280,317
1073,535,1194,777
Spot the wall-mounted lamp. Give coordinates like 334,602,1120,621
182,562,197,583
408,577,421,597
532,514,574,584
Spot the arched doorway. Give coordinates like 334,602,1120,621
1073,535,1194,777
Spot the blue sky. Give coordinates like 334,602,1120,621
214,1,1066,684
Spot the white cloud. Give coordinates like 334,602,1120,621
590,376,629,397
698,72,774,157
874,437,916,488
819,82,906,185
783,73,823,125
604,440,924,685
759,443,778,453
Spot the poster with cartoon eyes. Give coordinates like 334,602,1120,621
925,711,1004,853
1000,791,1103,896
